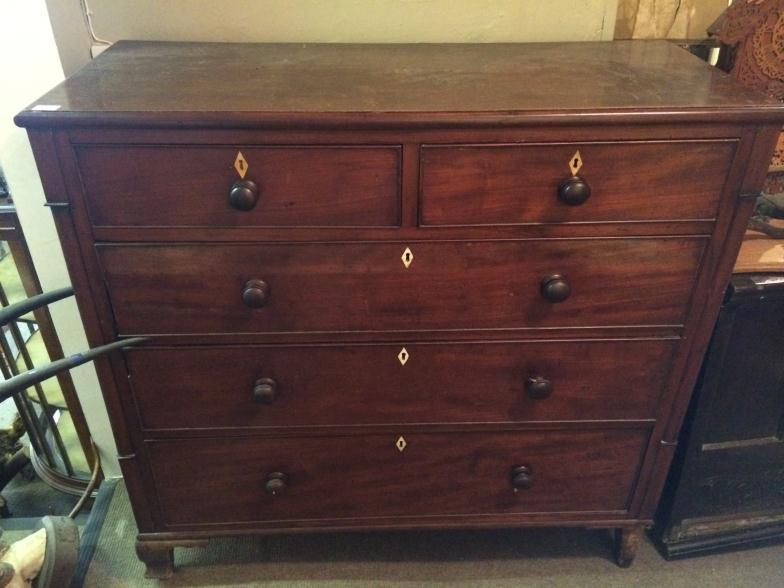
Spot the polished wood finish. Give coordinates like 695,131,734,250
15,41,783,128
16,41,784,573
76,145,401,228
420,141,736,226
146,429,648,528
616,526,644,568
97,238,706,335
126,340,676,431
134,539,208,579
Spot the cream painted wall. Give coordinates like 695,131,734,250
0,1,121,477
88,0,618,43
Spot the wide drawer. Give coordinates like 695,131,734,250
420,140,736,226
147,429,649,527
76,145,401,227
128,340,676,431
97,238,706,335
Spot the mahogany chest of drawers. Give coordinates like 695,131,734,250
16,41,784,576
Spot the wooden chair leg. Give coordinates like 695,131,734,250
615,525,643,568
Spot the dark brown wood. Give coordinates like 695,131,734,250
126,340,676,431
97,238,706,335
509,465,534,491
615,525,644,567
15,41,784,572
241,279,269,309
525,376,554,400
134,540,173,579
145,428,648,528
557,176,591,206
228,180,259,212
251,377,277,405
76,145,401,228
420,141,736,226
135,538,209,579
14,41,782,129
635,124,782,521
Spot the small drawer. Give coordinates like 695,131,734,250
147,428,649,527
128,339,676,431
420,140,737,226
97,238,705,335
76,145,401,227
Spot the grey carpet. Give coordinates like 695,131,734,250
84,481,784,587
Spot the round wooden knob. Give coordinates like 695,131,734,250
242,279,269,308
510,465,534,491
252,377,277,404
264,472,288,496
540,274,571,303
229,180,259,211
525,376,553,399
557,176,591,206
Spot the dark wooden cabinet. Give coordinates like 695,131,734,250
654,274,784,557
15,40,784,577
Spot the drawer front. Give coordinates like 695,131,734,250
98,238,705,335
76,145,401,227
129,340,676,431
420,141,736,226
148,429,649,526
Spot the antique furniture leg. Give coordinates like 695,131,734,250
135,540,174,579
615,526,643,568
135,538,209,578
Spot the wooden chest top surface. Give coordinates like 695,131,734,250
15,40,784,128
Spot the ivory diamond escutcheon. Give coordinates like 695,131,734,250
397,347,410,365
569,150,583,175
401,247,414,268
396,436,407,452
234,151,249,178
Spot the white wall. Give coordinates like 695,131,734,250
0,1,121,477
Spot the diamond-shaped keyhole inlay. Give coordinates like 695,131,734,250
568,150,583,176
397,347,410,366
396,436,407,452
401,247,414,269
234,151,249,179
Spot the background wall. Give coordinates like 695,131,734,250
0,0,120,476
615,0,729,40
47,0,620,75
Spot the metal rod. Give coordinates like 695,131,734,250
7,319,74,475
0,286,73,328
69,438,101,519
0,333,55,468
0,337,147,400
0,284,73,474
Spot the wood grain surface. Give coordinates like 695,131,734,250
147,428,649,527
97,238,707,335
